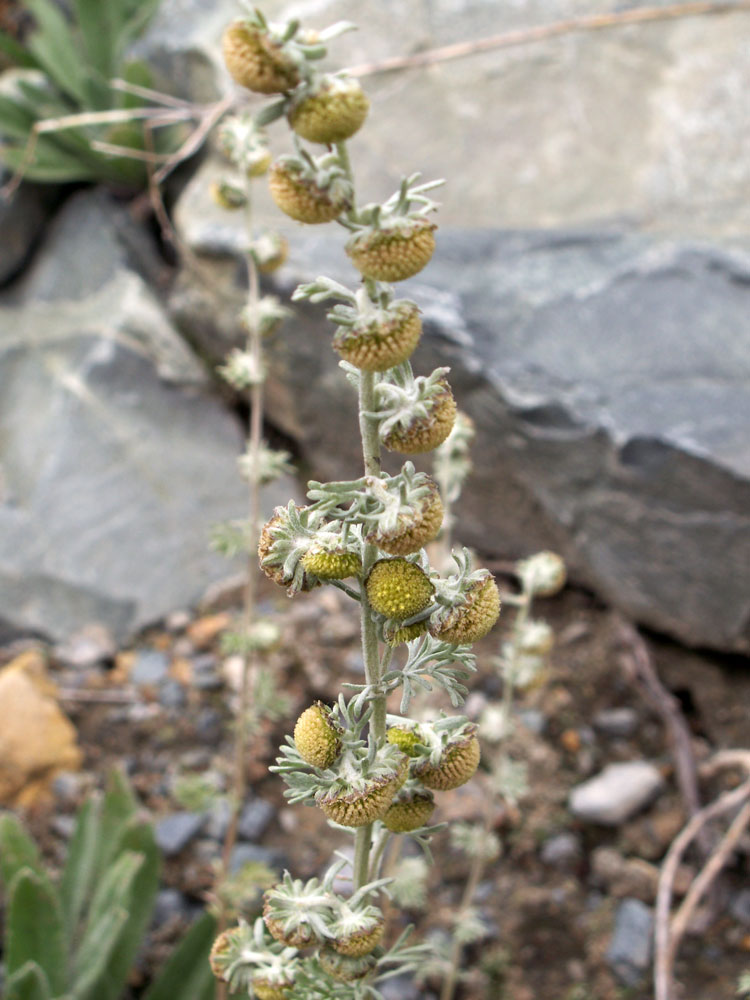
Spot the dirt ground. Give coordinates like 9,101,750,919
5,574,750,1000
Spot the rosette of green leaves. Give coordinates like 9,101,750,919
0,0,182,185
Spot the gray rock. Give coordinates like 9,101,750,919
131,649,170,686
51,815,76,839
519,709,546,735
171,222,750,653
569,761,663,826
593,707,639,739
54,623,117,669
0,176,54,287
205,797,232,841
607,898,653,986
229,842,287,874
0,190,294,643
731,889,750,927
540,832,582,869
155,811,205,856
237,798,275,842
379,975,421,1000
152,888,189,926
160,678,187,709
158,2,750,237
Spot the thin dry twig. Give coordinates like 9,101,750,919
655,760,750,1000
616,618,705,835
347,1,750,77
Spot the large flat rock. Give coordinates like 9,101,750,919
170,204,750,653
0,191,290,642
143,0,750,237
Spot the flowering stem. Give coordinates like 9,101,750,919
217,180,263,979
353,367,387,891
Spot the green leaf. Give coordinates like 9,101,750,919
0,30,39,69
23,0,89,105
71,0,115,79
114,0,164,61
94,768,138,880
143,912,218,1000
92,819,161,1000
4,962,52,1000
5,870,67,996
0,813,44,891
59,796,102,946
0,142,104,182
71,851,143,1000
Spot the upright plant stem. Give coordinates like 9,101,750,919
354,367,387,890
217,185,263,995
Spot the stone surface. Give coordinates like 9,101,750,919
540,831,582,870
131,649,171,686
0,189,294,643
152,0,750,237
237,798,275,842
0,176,55,286
171,215,750,653
155,811,205,856
569,761,663,826
593,708,639,740
606,898,654,986
0,650,82,806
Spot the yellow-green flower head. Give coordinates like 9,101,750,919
383,619,429,647
318,949,377,983
331,915,385,957
386,726,421,756
382,787,435,833
263,908,318,950
333,300,422,373
222,21,300,94
347,218,436,283
301,545,362,581
210,180,247,211
365,558,434,620
252,977,292,1000
257,505,319,592
269,160,350,225
370,478,444,556
415,732,480,791
294,703,341,769
318,756,407,828
429,574,500,645
382,379,457,455
516,550,567,597
288,76,369,144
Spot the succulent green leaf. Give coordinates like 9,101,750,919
71,851,142,1000
114,0,164,60
94,768,138,879
5,869,67,996
0,813,45,890
23,0,89,105
72,0,116,82
0,144,104,182
0,94,38,139
92,819,161,1000
0,30,39,69
59,796,102,946
142,911,218,1000
4,962,52,1000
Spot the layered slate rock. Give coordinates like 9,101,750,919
0,191,290,643
170,199,750,652
143,0,750,236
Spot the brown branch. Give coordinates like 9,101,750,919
616,618,704,835
346,2,750,78
655,777,750,1000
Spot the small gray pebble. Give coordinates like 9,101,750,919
160,678,186,709
152,888,188,926
593,707,639,739
607,898,653,986
155,812,205,856
131,649,170,685
519,709,546,735
206,798,232,841
731,889,750,926
51,815,76,839
541,832,582,868
238,799,275,842
230,843,287,874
